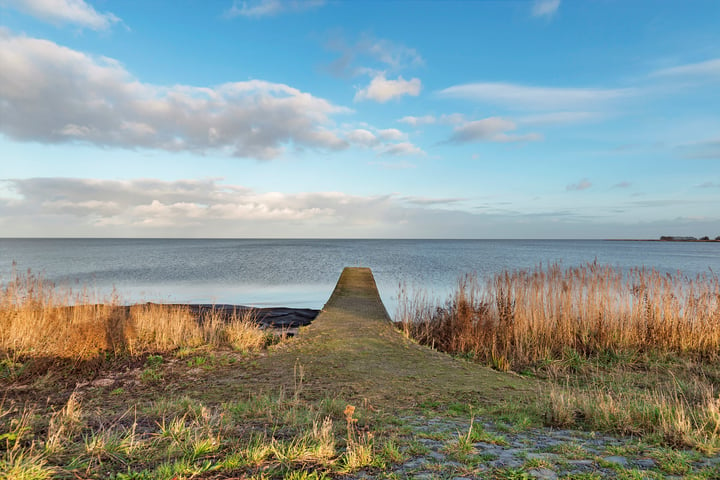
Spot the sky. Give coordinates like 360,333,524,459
0,0,719,239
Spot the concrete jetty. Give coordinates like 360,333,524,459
322,267,391,322
287,266,530,405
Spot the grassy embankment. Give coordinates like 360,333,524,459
1,265,719,479
0,268,532,479
398,262,720,454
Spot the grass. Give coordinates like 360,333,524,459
397,261,720,367
0,269,271,364
397,262,720,453
1,267,538,477
0,386,386,479
2,265,719,477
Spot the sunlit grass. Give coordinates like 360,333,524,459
398,262,720,367
0,393,383,479
0,269,270,361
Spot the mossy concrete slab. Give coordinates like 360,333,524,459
267,267,535,408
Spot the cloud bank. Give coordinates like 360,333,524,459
0,177,472,237
0,30,355,160
2,177,718,238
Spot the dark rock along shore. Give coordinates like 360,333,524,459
182,304,320,330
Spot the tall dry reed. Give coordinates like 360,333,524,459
398,262,720,369
0,270,268,360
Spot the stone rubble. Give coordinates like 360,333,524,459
342,416,720,479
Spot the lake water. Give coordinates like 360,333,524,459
1,239,718,316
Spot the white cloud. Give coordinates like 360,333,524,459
225,0,325,18
346,127,408,146
2,0,120,30
355,74,421,103
439,82,633,111
532,0,560,18
566,179,592,191
397,114,464,127
0,31,351,160
398,115,435,126
380,142,425,156
377,128,405,141
346,129,378,147
449,117,542,143
652,58,720,77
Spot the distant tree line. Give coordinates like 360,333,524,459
659,235,720,242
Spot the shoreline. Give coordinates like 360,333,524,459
605,238,720,242
140,303,320,334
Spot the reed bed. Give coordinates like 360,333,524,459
0,270,268,360
398,262,720,369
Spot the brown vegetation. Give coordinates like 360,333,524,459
0,270,268,361
397,262,720,453
398,262,720,369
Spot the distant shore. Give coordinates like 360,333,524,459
607,237,720,242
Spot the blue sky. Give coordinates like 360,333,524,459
0,0,719,238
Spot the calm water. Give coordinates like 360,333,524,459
1,239,718,315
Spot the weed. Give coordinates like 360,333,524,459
376,438,405,465
561,474,602,480
45,393,82,454
140,367,162,383
339,404,374,471
651,447,698,474
492,467,531,479
404,438,430,456
466,420,507,445
0,448,54,480
0,354,25,381
544,442,588,458
145,354,163,367
447,402,472,416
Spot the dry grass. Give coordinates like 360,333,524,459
398,262,720,368
0,391,384,478
545,381,720,454
0,270,269,360
398,261,720,452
